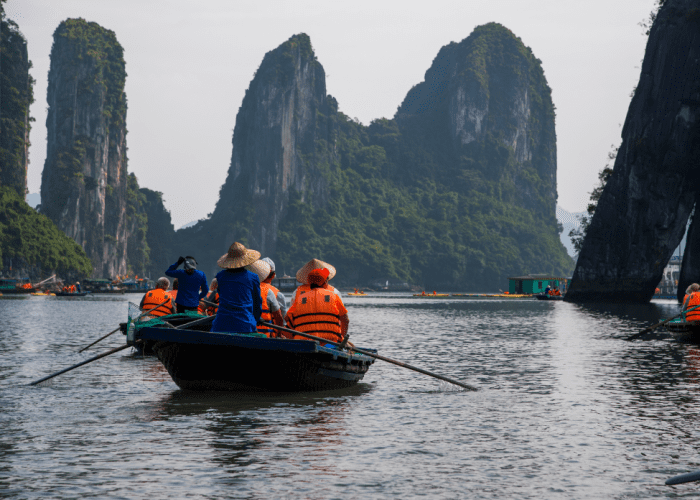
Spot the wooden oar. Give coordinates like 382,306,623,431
78,299,170,352
30,315,215,387
626,302,700,341
259,321,478,391
666,469,700,486
30,341,141,386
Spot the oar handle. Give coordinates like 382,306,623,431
78,299,170,352
258,321,478,391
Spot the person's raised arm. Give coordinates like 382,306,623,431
165,256,186,277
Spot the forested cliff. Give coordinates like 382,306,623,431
179,25,571,289
0,4,91,280
40,19,128,279
0,0,33,196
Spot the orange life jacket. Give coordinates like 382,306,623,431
165,290,177,302
206,292,219,316
287,286,343,343
292,284,336,306
687,292,700,322
198,291,219,316
142,289,173,317
257,282,275,336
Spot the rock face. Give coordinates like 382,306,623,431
179,33,336,272
395,23,558,215
0,7,33,196
566,0,700,302
40,19,128,278
181,27,571,288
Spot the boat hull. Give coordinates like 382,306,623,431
137,327,376,392
666,320,700,342
54,292,90,297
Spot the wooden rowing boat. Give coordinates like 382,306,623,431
665,318,700,342
135,326,376,392
54,291,90,297
347,292,368,296
413,294,449,297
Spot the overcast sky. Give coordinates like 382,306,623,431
7,0,655,228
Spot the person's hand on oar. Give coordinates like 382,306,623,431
78,299,170,352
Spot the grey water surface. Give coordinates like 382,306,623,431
0,294,698,499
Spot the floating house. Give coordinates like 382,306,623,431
508,275,569,295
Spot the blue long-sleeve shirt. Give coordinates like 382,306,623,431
165,262,208,307
211,268,261,334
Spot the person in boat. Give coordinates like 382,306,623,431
246,260,284,337
285,268,349,345
544,285,551,296
139,277,174,317
261,257,288,319
76,281,81,293
211,242,262,334
166,279,178,302
198,278,219,316
683,283,700,322
290,258,342,306
165,256,208,313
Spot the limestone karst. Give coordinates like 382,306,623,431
40,19,128,278
566,0,700,302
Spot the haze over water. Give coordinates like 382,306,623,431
1,295,698,498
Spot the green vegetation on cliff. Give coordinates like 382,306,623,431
125,173,177,279
0,0,34,195
278,112,571,289
0,186,92,277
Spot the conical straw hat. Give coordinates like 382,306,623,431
246,260,272,282
296,258,336,284
217,242,261,269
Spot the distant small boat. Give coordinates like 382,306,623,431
30,292,55,296
136,326,377,392
347,292,368,296
54,291,90,297
413,293,449,297
535,294,564,301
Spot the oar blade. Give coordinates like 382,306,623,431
666,469,700,485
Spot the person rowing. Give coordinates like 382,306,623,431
284,268,349,346
682,283,700,322
246,260,284,337
165,256,208,313
210,242,262,334
198,278,219,316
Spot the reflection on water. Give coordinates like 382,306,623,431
2,295,700,497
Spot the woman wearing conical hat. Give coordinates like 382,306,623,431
210,242,263,334
289,258,342,308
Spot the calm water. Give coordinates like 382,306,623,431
1,294,699,498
